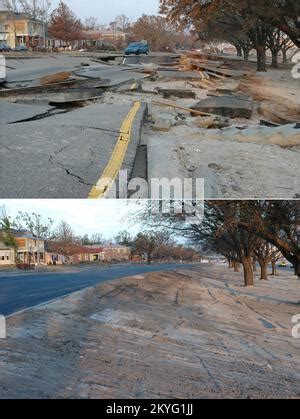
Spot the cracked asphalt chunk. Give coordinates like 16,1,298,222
0,102,147,198
0,101,56,124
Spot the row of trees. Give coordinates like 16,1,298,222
0,208,199,265
1,0,195,51
47,3,194,51
1,0,51,20
115,230,199,264
140,200,300,286
160,0,299,71
1,1,187,50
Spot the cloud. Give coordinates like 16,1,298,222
0,200,142,237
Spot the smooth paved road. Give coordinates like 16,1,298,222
0,263,192,316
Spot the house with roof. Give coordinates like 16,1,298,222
0,10,44,49
101,244,131,263
0,229,46,267
0,233,15,266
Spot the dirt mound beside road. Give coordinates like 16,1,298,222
0,266,299,399
239,73,300,124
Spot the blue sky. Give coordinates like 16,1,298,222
51,0,159,23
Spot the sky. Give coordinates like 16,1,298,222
0,200,144,238
51,0,159,24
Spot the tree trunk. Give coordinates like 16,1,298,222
271,260,277,276
234,261,241,273
252,258,257,272
282,49,288,65
147,254,151,265
256,45,267,72
295,261,300,279
271,51,279,68
242,257,254,287
243,48,250,61
259,260,269,280
236,45,243,57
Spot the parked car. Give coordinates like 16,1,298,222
0,43,12,52
124,42,150,56
14,45,29,52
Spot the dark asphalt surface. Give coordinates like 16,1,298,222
0,263,192,316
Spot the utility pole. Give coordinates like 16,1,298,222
42,0,46,48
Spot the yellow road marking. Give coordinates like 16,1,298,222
88,101,142,199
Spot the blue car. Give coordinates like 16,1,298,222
125,42,150,56
0,43,12,52
14,45,29,52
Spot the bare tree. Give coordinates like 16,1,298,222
51,220,80,259
114,14,131,32
48,1,82,47
133,232,158,265
83,16,99,31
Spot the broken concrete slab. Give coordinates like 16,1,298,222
193,115,231,129
147,135,221,199
75,67,146,87
191,96,254,119
157,88,196,99
158,71,204,80
151,113,179,132
190,61,250,78
216,80,240,94
152,117,172,132
145,123,300,199
0,101,55,124
4,55,100,86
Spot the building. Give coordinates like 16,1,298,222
75,28,126,50
0,11,45,49
0,236,15,266
78,30,101,48
101,244,131,263
44,242,66,266
0,229,45,266
67,246,103,264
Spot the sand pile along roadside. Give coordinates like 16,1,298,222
0,266,299,399
238,74,300,124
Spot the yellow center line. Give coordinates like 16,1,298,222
88,101,142,199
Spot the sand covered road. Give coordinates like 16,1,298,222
0,265,299,399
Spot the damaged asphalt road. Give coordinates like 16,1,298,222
0,101,147,198
1,52,299,199
0,54,150,198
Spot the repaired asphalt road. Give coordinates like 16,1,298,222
0,263,191,316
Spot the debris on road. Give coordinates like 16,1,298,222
190,95,254,119
1,52,299,199
40,71,72,85
157,88,196,99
